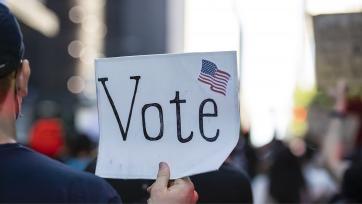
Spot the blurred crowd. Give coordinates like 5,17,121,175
19,80,362,203
1,0,362,203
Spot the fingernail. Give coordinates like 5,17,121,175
159,162,166,170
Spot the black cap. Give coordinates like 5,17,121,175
0,3,24,78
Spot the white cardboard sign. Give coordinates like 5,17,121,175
95,51,240,179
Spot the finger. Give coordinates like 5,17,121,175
171,177,195,195
174,177,192,185
152,162,170,191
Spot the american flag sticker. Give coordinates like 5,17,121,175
197,59,231,96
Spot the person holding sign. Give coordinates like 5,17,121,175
0,3,197,203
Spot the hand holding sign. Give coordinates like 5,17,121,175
147,162,198,204
95,51,239,179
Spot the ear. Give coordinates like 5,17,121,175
16,59,31,97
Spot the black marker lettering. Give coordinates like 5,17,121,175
199,98,219,142
98,76,140,141
170,91,193,143
142,103,164,141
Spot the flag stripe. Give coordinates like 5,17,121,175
214,71,230,81
213,74,229,83
211,86,226,95
199,74,227,89
197,77,225,91
200,73,227,87
216,69,231,77
198,76,227,93
198,78,226,95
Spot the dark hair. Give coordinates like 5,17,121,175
342,160,362,202
67,133,94,157
269,144,305,203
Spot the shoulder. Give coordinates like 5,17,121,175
32,149,122,203
36,150,122,203
68,171,121,203
1,145,121,203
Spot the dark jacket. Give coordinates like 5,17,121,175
0,143,121,203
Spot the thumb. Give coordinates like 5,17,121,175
152,162,170,191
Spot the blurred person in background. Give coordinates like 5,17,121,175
268,142,306,203
341,157,362,203
0,3,197,203
252,139,307,204
320,81,362,202
240,130,258,179
299,135,338,203
190,136,253,203
64,132,95,171
28,116,65,159
28,100,65,160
